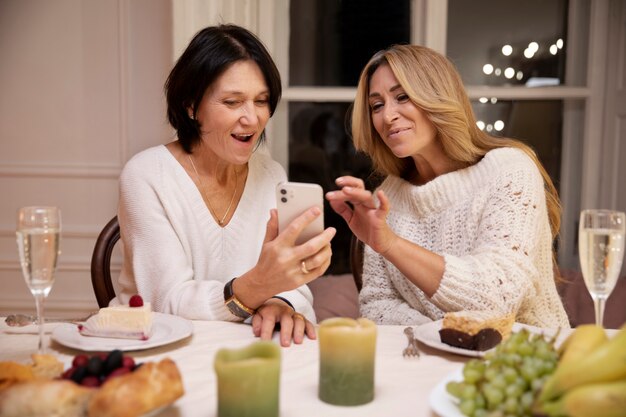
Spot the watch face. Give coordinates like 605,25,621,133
223,278,254,319
226,298,252,319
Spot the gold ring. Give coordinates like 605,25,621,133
300,261,310,274
293,312,305,321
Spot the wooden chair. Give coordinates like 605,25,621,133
90,216,120,307
349,234,364,292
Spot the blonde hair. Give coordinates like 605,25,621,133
352,44,562,264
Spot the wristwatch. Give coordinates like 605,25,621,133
223,278,256,319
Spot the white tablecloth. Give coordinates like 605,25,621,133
0,319,468,417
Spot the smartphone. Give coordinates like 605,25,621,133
276,182,324,245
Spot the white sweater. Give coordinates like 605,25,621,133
360,148,570,328
114,145,316,322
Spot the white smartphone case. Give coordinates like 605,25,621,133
276,182,324,245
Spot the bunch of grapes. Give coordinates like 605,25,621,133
61,349,140,387
446,329,559,417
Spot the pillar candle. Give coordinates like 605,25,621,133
214,341,281,417
318,317,377,406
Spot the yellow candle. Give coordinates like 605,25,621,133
214,341,281,417
318,317,377,406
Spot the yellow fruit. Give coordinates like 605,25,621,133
540,325,626,402
558,324,608,365
544,380,626,417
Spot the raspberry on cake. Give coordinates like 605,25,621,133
439,310,515,351
79,295,153,340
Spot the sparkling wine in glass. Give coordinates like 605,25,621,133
578,209,625,327
16,206,61,353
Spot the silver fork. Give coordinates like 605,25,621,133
4,312,97,327
402,326,421,358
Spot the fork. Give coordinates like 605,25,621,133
402,326,421,358
4,312,97,327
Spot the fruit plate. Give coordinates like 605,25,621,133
414,320,560,358
429,367,465,417
51,313,193,352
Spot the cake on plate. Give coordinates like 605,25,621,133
439,310,515,351
79,295,153,340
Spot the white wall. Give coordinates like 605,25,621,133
0,0,173,315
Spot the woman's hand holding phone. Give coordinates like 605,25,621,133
231,185,335,346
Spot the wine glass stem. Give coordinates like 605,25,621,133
35,294,45,354
593,297,606,327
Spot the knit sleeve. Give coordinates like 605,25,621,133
430,156,549,316
116,152,234,321
360,246,432,325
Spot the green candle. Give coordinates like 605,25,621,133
214,341,281,417
318,317,377,406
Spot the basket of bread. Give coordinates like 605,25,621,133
0,351,184,417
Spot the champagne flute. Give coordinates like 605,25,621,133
578,209,625,327
16,206,61,353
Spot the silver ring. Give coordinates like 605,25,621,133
300,261,310,274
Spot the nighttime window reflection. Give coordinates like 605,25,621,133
447,0,569,86
472,99,563,189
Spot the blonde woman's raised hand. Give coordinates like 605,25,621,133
326,176,398,255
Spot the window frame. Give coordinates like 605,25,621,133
173,0,610,270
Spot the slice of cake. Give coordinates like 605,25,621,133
79,295,153,340
439,310,515,351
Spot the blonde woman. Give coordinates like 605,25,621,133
326,45,569,328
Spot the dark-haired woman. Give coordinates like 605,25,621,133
115,24,335,346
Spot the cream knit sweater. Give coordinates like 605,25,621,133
360,148,570,328
113,145,316,322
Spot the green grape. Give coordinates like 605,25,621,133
452,329,559,417
517,341,534,356
520,363,539,382
484,365,499,381
520,391,534,411
463,368,482,384
446,380,464,398
475,392,486,409
474,409,489,417
505,383,523,399
484,385,504,408
502,366,518,383
459,399,476,416
491,374,507,390
503,397,518,414
461,383,478,400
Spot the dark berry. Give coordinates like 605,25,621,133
122,356,135,369
104,350,124,374
129,294,144,307
70,366,87,383
72,354,89,368
81,375,101,387
62,366,75,379
86,356,104,376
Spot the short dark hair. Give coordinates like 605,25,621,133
165,24,282,153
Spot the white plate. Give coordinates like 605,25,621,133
429,367,464,417
414,320,556,358
51,312,193,352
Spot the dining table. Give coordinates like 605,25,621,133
0,317,485,417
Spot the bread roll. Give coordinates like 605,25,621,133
88,358,184,417
0,379,94,417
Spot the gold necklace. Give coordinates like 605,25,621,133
188,154,238,226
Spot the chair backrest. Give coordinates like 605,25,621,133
91,216,120,307
349,234,364,292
